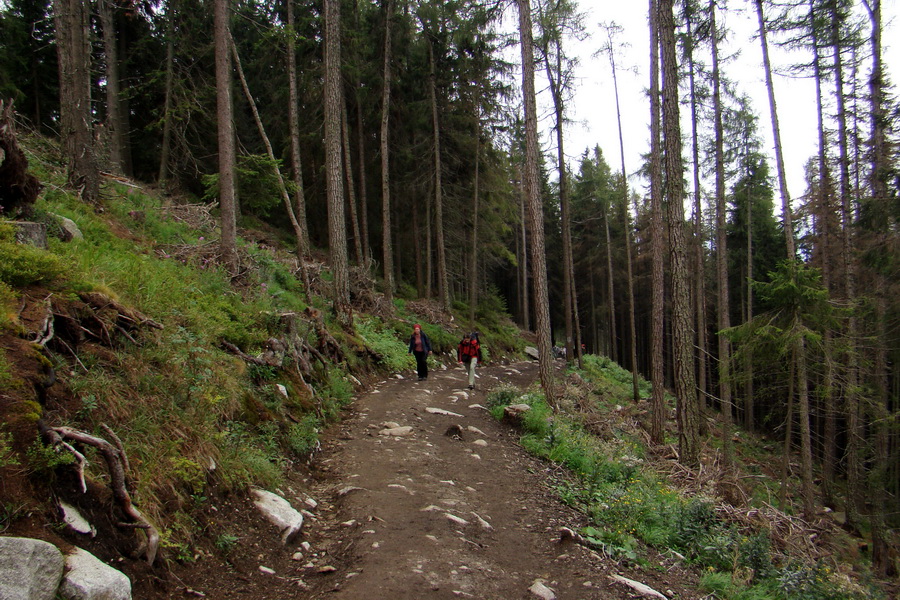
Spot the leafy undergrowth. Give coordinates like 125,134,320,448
0,132,522,569
486,355,889,600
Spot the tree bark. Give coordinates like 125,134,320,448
518,168,530,331
541,34,576,365
379,0,395,300
684,3,709,414
99,0,125,174
287,0,311,260
648,0,665,445
356,95,370,263
862,0,891,575
660,0,699,465
468,129,480,324
428,43,450,312
830,0,861,531
214,0,237,272
710,0,732,468
754,0,800,438
607,32,639,401
811,2,837,506
53,0,99,203
516,0,555,406
158,21,175,187
341,92,363,265
324,0,351,324
603,204,617,363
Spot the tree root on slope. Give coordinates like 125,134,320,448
39,422,160,566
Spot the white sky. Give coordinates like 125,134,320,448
541,0,900,202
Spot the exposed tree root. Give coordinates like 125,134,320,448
40,423,160,565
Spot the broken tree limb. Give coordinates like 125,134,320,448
221,340,270,366
41,423,160,565
78,292,164,331
32,297,55,347
609,575,668,600
229,34,310,292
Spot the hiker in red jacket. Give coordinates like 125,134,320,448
457,332,483,390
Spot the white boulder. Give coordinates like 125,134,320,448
0,537,65,600
59,547,131,600
251,488,304,544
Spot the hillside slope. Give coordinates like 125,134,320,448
1,134,895,600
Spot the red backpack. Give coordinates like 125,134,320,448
460,338,479,360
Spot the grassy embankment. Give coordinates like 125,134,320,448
0,133,522,558
486,357,883,600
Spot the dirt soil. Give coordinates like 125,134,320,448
127,360,698,599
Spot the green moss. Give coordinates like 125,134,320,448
0,223,67,287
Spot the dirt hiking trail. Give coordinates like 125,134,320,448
296,361,697,599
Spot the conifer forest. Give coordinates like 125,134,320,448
1,0,899,579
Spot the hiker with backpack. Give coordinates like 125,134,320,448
457,332,483,390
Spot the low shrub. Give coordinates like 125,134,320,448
0,222,67,287
356,316,415,371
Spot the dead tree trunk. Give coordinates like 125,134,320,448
0,101,41,218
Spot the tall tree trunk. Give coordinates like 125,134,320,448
603,206,617,362
518,169,530,331
744,154,754,431
324,0,351,324
426,178,433,299
796,333,816,518
516,0,555,406
356,97,370,263
648,0,665,444
413,200,423,293
379,0,395,300
341,93,363,265
830,0,861,531
811,4,837,505
779,352,795,509
608,39,638,401
468,129,480,324
158,20,175,187
685,4,709,413
862,0,891,574
53,0,99,203
542,40,576,364
99,0,124,174
660,0,699,466
428,43,450,312
287,0,311,260
710,1,732,468
213,0,237,271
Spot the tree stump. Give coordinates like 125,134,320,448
5,220,47,248
0,100,41,218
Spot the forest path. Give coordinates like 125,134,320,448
302,360,647,599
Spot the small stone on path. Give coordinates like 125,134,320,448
528,579,556,600
426,407,463,417
379,426,413,436
444,513,469,526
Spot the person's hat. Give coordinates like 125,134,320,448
414,324,421,330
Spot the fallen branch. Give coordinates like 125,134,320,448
32,297,55,347
609,574,668,599
221,340,270,366
41,423,159,565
